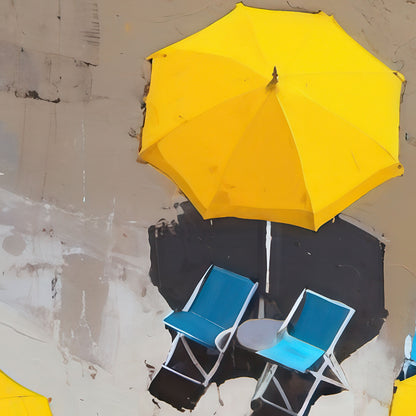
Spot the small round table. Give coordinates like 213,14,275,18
236,318,283,352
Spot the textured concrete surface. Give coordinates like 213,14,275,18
0,1,415,415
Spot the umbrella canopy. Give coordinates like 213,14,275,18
140,3,404,231
390,375,416,415
0,370,52,415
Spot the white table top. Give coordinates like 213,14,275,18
236,318,283,352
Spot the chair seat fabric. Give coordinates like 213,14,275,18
256,332,325,373
164,311,225,349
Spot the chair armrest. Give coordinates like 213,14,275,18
215,328,234,352
273,325,287,345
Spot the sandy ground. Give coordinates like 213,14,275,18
0,0,416,415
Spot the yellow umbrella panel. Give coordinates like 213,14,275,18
140,3,404,231
390,375,416,415
0,370,52,415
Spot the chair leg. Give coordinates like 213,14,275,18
300,357,350,415
162,334,204,384
164,334,180,367
296,376,321,416
309,355,349,389
182,336,223,386
163,334,224,387
251,363,297,415
327,354,350,389
252,357,350,416
272,374,294,412
251,362,277,405
181,336,208,381
204,352,224,387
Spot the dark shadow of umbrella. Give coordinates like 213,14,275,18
148,203,267,310
146,202,387,414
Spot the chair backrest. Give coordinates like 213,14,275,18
288,290,353,351
190,266,256,330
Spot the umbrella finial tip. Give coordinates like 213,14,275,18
267,66,278,89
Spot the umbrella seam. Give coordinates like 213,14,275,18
292,85,399,161
284,12,391,76
237,4,275,76
0,396,36,399
205,93,277,215
146,4,240,60
285,70,396,76
157,47,267,79
20,396,31,415
329,14,396,74
274,93,316,224
205,91,309,216
142,81,268,153
149,4,271,80
141,48,275,153
313,162,401,229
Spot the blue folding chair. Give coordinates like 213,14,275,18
251,289,355,416
162,265,258,386
401,329,416,380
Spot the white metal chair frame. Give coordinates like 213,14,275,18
402,334,416,379
162,265,258,387
251,289,355,416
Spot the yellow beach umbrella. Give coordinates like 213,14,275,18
0,370,52,415
140,3,404,231
390,375,416,415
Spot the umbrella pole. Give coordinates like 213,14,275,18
266,220,271,294
259,221,272,318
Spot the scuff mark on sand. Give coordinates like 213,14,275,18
389,263,416,280
15,89,61,103
0,40,93,103
0,320,47,343
146,5,211,23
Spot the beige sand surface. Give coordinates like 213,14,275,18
0,0,415,415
